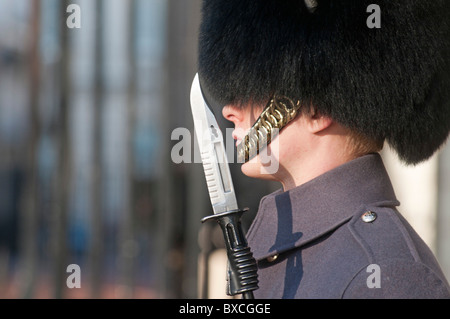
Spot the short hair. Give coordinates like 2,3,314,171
301,103,384,158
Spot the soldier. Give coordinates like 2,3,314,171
197,0,450,298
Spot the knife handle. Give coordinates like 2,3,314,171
202,209,259,298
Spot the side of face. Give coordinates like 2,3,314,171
222,104,307,182
222,103,337,188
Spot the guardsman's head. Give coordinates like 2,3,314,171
198,0,450,176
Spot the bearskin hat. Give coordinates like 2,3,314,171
198,0,450,165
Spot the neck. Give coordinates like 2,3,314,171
277,125,361,191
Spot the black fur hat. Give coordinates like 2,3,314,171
198,0,450,165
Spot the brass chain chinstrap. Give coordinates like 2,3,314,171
237,95,301,163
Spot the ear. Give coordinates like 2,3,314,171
305,114,333,134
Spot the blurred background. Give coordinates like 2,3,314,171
0,0,449,299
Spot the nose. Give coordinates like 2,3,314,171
222,105,241,123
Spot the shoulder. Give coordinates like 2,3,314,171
342,259,450,299
342,204,450,299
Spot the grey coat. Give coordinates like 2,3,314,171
246,154,450,299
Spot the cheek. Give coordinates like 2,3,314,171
240,136,281,178
273,133,290,161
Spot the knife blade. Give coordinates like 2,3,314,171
190,73,238,215
190,73,259,298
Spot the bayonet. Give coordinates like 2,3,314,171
190,73,238,214
190,73,258,299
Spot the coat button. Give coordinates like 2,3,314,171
361,211,377,223
267,254,279,262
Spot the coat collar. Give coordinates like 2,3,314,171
246,153,400,261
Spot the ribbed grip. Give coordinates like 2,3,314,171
227,246,259,295
202,209,259,298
